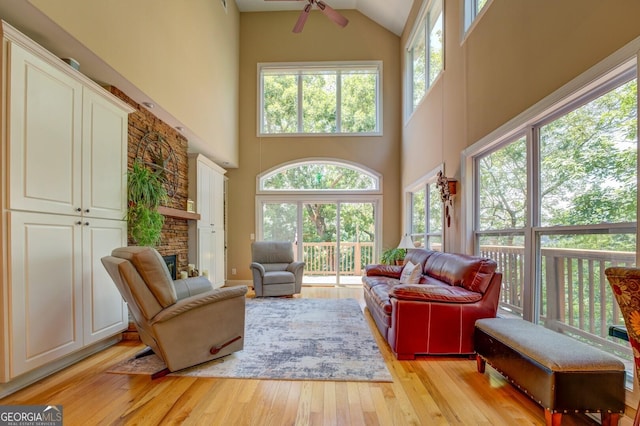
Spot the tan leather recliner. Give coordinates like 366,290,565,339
101,246,247,374
250,241,305,297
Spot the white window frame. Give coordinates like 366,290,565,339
404,166,444,250
257,61,383,137
405,0,444,120
462,0,492,39
256,158,382,195
462,38,640,402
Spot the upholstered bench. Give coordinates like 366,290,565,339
474,318,625,426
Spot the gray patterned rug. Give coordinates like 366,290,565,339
108,298,392,382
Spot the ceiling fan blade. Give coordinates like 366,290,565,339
292,3,312,33
316,1,349,28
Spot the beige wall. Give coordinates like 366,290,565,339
227,11,401,281
401,0,640,253
28,0,240,167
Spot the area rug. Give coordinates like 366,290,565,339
108,298,392,382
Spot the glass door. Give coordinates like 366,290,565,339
338,202,375,285
302,202,337,284
262,202,300,260
260,198,379,286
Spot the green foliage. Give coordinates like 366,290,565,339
127,204,164,247
262,68,377,134
380,248,406,265
126,161,167,246
478,78,637,251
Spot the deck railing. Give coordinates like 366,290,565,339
302,242,374,276
480,244,636,361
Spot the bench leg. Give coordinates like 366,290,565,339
544,410,561,426
601,412,620,426
476,355,486,373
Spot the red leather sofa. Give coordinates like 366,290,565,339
363,249,502,360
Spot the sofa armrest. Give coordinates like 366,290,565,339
249,262,266,276
151,285,248,324
287,261,305,275
365,264,403,278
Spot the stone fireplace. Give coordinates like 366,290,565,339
109,87,192,274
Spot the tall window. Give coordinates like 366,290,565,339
472,64,637,377
476,136,527,316
463,0,490,34
409,179,442,250
257,160,382,286
258,62,382,136
406,0,443,115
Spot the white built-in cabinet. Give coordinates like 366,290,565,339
0,21,133,383
188,154,227,288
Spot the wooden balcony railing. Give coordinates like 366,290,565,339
302,242,374,276
480,244,636,362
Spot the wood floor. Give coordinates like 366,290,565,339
0,286,633,425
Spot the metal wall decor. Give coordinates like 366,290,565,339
135,131,178,198
436,170,457,228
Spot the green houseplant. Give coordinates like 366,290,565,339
126,160,167,246
380,247,406,265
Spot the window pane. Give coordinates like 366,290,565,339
412,234,425,249
412,188,426,234
479,233,525,318
263,73,298,133
429,183,442,232
412,24,426,110
302,72,337,133
262,163,377,191
263,203,298,241
428,9,443,85
540,79,637,226
478,136,527,230
341,71,377,133
427,235,442,251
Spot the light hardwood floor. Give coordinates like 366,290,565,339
0,286,633,425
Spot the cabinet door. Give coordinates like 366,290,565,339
197,161,213,227
213,228,225,287
211,170,224,229
197,226,224,289
9,212,83,378
82,88,128,220
8,42,83,215
83,218,128,344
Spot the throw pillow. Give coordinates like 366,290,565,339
399,261,421,284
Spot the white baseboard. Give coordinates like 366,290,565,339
0,335,122,398
225,279,253,287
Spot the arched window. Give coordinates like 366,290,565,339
258,159,381,193
256,159,382,286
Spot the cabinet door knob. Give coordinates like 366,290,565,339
76,208,82,212
85,209,90,213
76,221,82,225
84,222,90,226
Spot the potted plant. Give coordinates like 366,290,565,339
380,247,407,265
126,160,167,246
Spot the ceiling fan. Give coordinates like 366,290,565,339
266,0,349,33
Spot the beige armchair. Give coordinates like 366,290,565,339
101,246,247,377
250,241,305,297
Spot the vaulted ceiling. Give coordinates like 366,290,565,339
235,0,413,36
